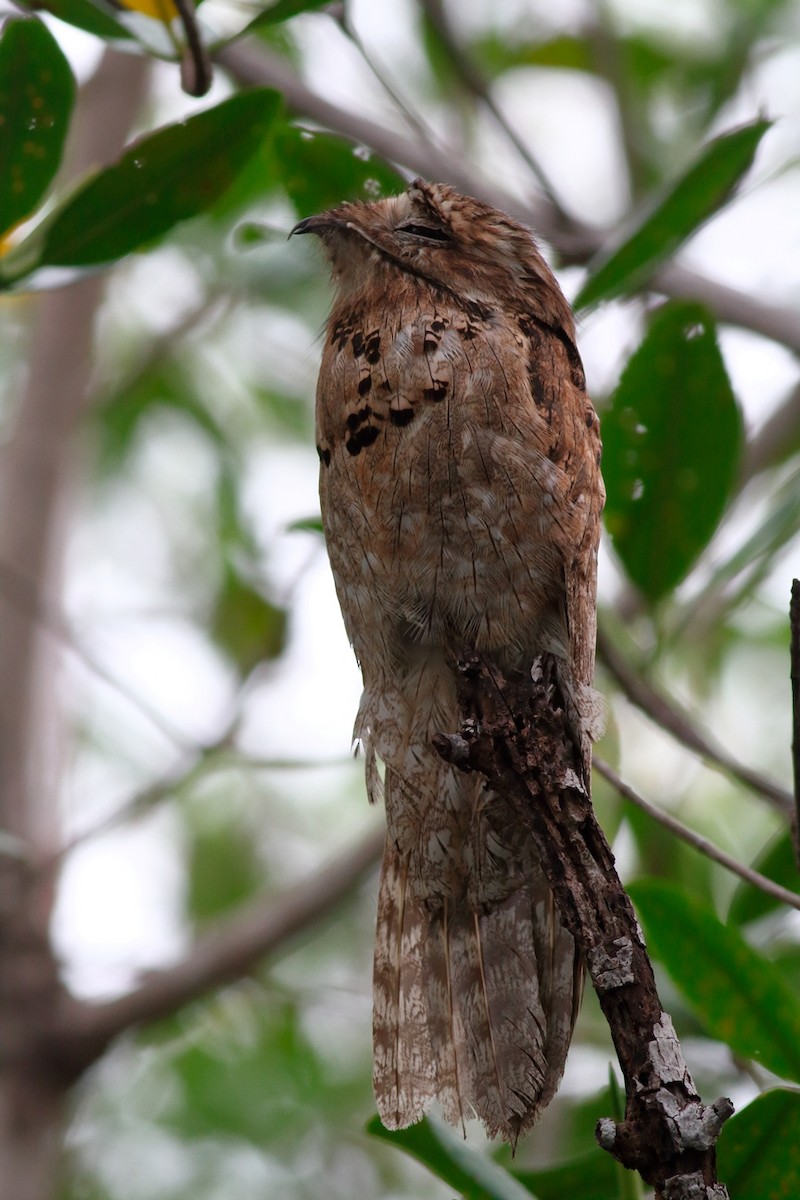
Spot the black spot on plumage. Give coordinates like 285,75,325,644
389,408,415,427
358,425,380,447
346,405,372,430
465,299,491,321
316,444,331,467
331,309,362,350
365,332,381,364
430,319,446,333
351,330,365,357
346,422,381,455
459,323,478,341
423,380,448,402
358,375,373,396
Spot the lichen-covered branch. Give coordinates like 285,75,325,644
433,653,733,1199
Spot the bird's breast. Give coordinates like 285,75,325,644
316,294,587,660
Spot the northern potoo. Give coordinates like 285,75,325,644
293,180,604,1141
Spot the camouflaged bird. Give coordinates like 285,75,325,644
293,179,604,1142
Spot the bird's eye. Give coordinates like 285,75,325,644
397,223,451,242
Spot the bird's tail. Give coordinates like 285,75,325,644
370,755,582,1142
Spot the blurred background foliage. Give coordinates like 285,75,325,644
1,0,799,1197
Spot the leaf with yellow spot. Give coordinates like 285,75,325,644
112,0,179,20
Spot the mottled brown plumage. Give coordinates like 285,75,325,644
294,180,604,1141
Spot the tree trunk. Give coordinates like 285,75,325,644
0,50,148,1200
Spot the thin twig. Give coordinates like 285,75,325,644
652,263,800,357
790,579,800,866
597,625,793,815
418,0,565,211
54,823,384,1068
594,757,800,914
739,379,800,485
54,745,354,862
174,0,213,96
0,558,196,752
217,40,800,358
336,8,445,160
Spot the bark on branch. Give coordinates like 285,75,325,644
433,653,733,1199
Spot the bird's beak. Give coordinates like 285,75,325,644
290,214,339,238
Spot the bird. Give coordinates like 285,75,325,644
292,179,604,1142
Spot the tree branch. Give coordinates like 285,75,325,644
597,626,793,815
791,579,800,867
417,0,565,209
433,653,732,1198
0,48,150,1200
52,824,384,1071
594,757,800,912
219,39,800,358
740,378,800,485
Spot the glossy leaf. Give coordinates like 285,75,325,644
367,1115,540,1200
629,880,800,1082
32,0,131,39
574,119,771,309
10,89,280,279
0,18,75,236
275,121,405,216
245,0,333,26
728,831,800,927
602,301,742,601
471,32,593,77
718,1088,800,1200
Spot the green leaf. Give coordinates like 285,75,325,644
211,564,287,675
244,0,333,26
628,879,800,1082
96,363,228,471
471,32,593,78
0,18,76,236
275,121,405,216
728,831,800,927
168,999,345,1145
31,0,131,40
187,820,263,924
574,119,771,309
602,301,742,601
286,515,323,535
7,89,279,281
688,467,800,613
511,1151,618,1200
718,1088,800,1200
367,1115,540,1200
